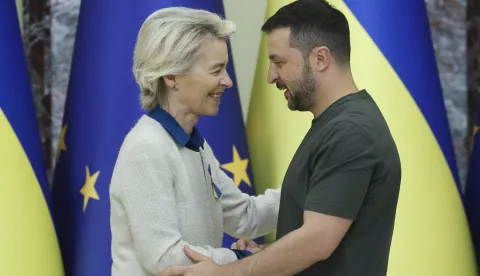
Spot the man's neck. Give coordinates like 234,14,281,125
311,71,358,118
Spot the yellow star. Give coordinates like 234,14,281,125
80,166,100,212
221,146,251,187
56,124,67,160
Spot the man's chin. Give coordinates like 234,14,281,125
286,97,298,110
287,103,297,111
287,101,311,112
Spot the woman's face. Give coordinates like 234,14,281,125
171,38,233,116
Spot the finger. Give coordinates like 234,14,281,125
184,245,209,262
237,241,246,250
157,266,191,276
247,240,258,248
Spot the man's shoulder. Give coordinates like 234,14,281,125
316,93,383,131
317,116,373,142
323,99,400,170
327,98,391,143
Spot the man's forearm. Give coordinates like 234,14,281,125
259,241,273,249
221,227,324,276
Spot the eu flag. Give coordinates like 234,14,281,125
51,0,258,274
0,0,63,274
465,103,480,267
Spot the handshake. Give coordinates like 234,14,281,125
231,238,268,254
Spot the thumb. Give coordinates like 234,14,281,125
184,245,209,262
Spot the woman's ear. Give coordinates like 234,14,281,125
163,75,177,90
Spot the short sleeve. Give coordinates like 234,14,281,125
304,121,380,220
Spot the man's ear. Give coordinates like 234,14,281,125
163,75,177,90
311,46,330,72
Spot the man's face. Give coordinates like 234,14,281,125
266,27,316,111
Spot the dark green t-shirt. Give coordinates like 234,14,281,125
276,90,401,276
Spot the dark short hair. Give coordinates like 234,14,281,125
261,0,350,64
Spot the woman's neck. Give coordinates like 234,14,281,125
162,104,199,135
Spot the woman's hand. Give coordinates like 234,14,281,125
231,238,260,251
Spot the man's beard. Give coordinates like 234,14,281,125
288,64,316,111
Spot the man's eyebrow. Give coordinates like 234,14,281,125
268,54,278,60
269,54,284,61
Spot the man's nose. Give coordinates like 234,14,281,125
267,64,278,84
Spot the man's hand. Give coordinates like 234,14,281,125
157,266,191,276
157,245,223,276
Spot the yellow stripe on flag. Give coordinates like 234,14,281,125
332,1,477,274
247,0,477,274
247,0,309,192
0,108,64,275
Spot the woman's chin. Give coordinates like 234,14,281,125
206,109,219,116
201,106,220,116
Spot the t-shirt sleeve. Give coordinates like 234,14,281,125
304,121,380,220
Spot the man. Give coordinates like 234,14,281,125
160,0,401,275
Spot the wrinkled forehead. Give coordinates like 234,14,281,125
267,27,306,64
267,27,292,57
198,38,229,67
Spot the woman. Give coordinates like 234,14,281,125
109,7,280,276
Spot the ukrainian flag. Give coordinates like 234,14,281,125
247,0,477,274
0,1,64,275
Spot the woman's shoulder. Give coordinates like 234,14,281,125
119,115,177,157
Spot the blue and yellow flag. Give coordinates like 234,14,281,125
51,0,258,274
0,1,64,275
464,103,480,267
247,0,476,274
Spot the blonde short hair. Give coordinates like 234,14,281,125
132,7,236,111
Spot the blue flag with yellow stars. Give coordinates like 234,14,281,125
51,0,259,275
464,102,480,267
